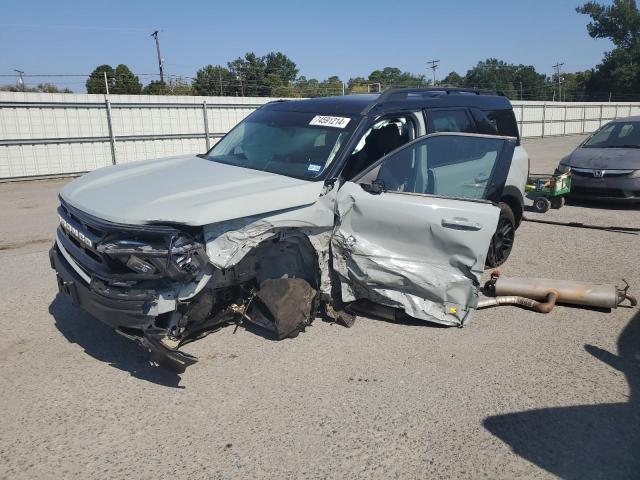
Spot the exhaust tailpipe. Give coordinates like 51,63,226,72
480,272,636,312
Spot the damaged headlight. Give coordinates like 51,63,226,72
98,233,206,281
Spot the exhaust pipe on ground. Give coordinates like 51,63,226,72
479,272,636,312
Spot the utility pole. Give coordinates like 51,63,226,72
552,62,564,102
427,60,440,86
14,69,25,92
151,30,164,83
520,81,523,101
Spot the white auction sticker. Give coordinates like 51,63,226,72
309,115,351,128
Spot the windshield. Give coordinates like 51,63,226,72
583,121,640,148
205,109,358,180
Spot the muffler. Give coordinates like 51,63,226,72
480,272,636,312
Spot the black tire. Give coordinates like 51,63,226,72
550,196,565,209
533,197,551,213
486,202,516,268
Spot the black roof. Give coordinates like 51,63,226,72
263,88,513,116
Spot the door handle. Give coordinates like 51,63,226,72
441,218,482,231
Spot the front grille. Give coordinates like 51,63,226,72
571,186,636,198
571,168,633,178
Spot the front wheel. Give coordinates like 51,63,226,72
486,202,516,268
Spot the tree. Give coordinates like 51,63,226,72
462,59,546,99
86,65,114,94
86,64,141,94
577,0,640,49
464,58,517,96
347,76,368,93
264,52,298,84
0,83,72,93
193,65,237,96
577,0,640,99
512,65,547,100
143,77,193,95
228,52,268,96
294,76,321,97
318,76,343,96
142,80,168,95
441,71,463,86
112,64,142,94
367,67,429,88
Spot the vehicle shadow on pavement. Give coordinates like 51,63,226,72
49,294,184,388
565,197,640,211
483,311,640,479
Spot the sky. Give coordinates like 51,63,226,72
0,0,614,91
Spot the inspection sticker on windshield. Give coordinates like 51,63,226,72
309,115,351,128
307,163,322,172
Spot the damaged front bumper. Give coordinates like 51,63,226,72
50,242,156,330
51,242,200,370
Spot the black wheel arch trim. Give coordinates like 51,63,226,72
500,186,524,227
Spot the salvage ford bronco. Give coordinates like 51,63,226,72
50,88,528,369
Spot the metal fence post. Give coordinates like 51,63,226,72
581,103,586,134
541,103,546,138
614,103,619,120
562,104,567,136
104,96,117,165
519,103,525,137
599,104,604,127
202,100,211,150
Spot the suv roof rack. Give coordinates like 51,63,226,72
361,87,500,114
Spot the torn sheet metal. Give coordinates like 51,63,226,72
330,182,498,326
203,189,337,295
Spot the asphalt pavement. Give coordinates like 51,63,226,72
0,134,638,479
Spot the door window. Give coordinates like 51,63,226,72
358,134,512,202
342,115,416,179
427,109,474,133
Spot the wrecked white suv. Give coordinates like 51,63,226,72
50,88,526,369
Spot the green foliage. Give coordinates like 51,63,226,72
577,0,640,49
577,0,640,99
0,83,73,93
86,64,141,94
462,59,547,99
193,65,237,96
441,71,463,86
112,64,142,94
367,67,429,88
86,64,114,94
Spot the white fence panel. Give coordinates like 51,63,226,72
3,93,640,179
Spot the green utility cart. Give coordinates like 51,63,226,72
525,171,572,213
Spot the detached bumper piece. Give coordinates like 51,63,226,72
116,328,198,373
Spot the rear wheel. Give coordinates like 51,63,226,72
533,197,551,213
486,202,516,268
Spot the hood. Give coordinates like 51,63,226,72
564,146,640,170
60,155,325,226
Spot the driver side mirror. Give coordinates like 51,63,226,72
360,179,386,195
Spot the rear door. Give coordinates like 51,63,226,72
331,133,516,326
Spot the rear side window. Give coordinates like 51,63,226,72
427,109,474,133
483,109,519,140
